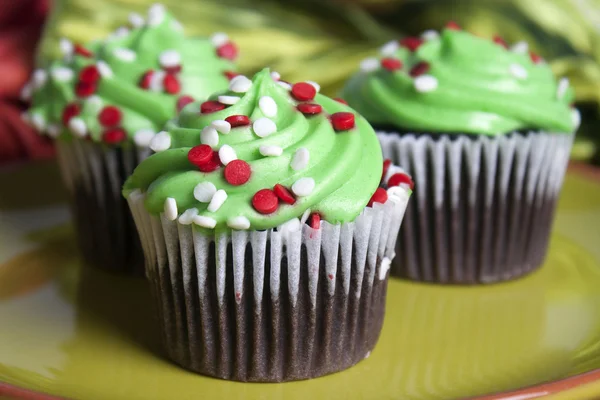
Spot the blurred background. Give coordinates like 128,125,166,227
3,0,600,165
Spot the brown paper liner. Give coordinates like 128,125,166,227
377,130,573,284
127,192,409,382
56,139,149,274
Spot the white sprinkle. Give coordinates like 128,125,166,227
270,71,281,81
210,120,231,134
421,30,439,41
111,27,130,39
59,38,73,57
277,81,292,90
20,83,32,101
509,63,528,80
178,208,199,225
193,182,217,202
227,216,250,230
68,117,87,137
133,128,155,147
51,67,74,82
96,61,113,78
387,185,407,199
378,257,391,280
380,40,399,56
229,75,252,93
306,81,321,93
208,189,227,212
279,218,301,238
360,57,379,73
218,95,240,105
414,75,438,93
46,124,61,138
291,147,310,170
511,41,529,54
218,144,237,165
129,12,145,28
159,49,180,68
86,95,103,112
557,77,569,99
193,215,217,228
253,118,276,138
171,19,184,32
300,209,311,225
572,108,581,129
30,113,46,131
292,177,315,197
211,32,230,47
259,145,283,157
200,126,219,147
147,3,166,26
32,69,47,89
149,131,171,152
113,48,136,62
148,70,165,92
164,197,178,221
259,96,278,117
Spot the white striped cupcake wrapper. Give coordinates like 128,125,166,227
127,186,409,382
377,130,573,284
56,139,150,274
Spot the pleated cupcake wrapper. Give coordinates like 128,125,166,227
127,189,409,382
56,139,150,274
377,130,573,284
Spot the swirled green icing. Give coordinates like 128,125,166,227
25,6,236,144
342,28,577,135
123,69,383,231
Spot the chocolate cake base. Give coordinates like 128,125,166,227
56,140,148,275
377,130,573,284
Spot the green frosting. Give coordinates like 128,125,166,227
124,69,384,232
342,29,577,135
25,6,236,144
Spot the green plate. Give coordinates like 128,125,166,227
1,161,600,400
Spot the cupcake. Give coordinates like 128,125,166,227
342,25,580,284
123,68,412,381
21,4,237,274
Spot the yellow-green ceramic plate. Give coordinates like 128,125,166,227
1,161,600,400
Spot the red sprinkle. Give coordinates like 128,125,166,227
188,144,214,167
163,74,181,94
252,189,279,214
334,98,348,105
224,71,239,81
382,159,392,182
291,82,317,101
198,151,221,173
388,173,414,190
75,81,96,97
493,35,508,49
74,44,93,58
176,95,195,112
139,70,154,89
368,188,388,207
309,213,321,230
224,159,251,186
216,42,238,60
399,37,423,52
297,103,322,115
381,57,403,71
328,274,334,280
273,184,296,205
225,115,251,127
62,103,81,126
102,128,127,144
200,101,226,114
530,51,542,64
78,65,100,84
410,61,430,77
331,112,355,131
445,21,461,30
98,106,122,127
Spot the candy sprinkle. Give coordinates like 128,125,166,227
509,63,528,80
194,182,217,203
133,129,155,148
176,95,194,112
259,96,278,117
218,95,240,105
217,42,238,60
62,103,81,126
150,131,171,152
228,216,250,230
409,61,430,77
330,112,355,131
225,115,251,127
79,65,100,84
201,101,226,114
75,81,97,97
188,144,214,167
309,213,321,230
292,177,315,197
291,82,317,101
102,128,127,144
68,118,87,137
200,126,219,148
253,117,277,137
259,145,283,157
380,40,400,56
414,75,438,93
291,148,309,171
208,190,228,212
218,144,237,165
211,120,231,134
360,58,379,73
399,37,423,52
388,173,414,190
368,188,388,207
229,75,252,93
178,208,199,225
252,189,279,214
98,106,122,128
381,58,403,71
224,159,251,186
297,103,322,115
193,215,217,229
164,197,178,221
163,74,181,94
273,184,296,205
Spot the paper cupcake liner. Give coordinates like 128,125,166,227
377,130,573,284
127,190,409,382
56,139,150,274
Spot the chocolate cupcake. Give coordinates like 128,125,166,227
123,69,411,381
22,4,237,274
342,25,580,284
